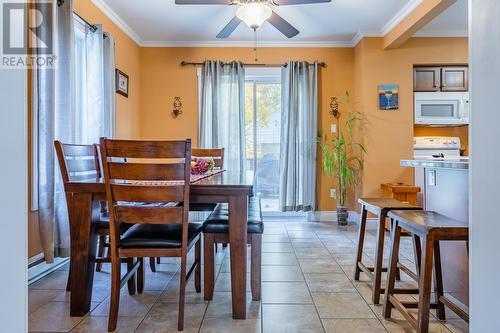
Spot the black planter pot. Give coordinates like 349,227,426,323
337,205,349,226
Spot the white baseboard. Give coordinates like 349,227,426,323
307,211,378,230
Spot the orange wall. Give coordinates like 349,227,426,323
139,47,355,211
354,37,468,199
74,0,142,139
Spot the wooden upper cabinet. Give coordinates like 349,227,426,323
414,67,441,92
441,67,468,91
413,66,468,92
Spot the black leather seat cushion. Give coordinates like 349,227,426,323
189,202,218,212
203,197,264,234
120,223,203,248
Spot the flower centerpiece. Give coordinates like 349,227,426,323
190,158,215,175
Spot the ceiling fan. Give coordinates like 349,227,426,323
174,0,332,39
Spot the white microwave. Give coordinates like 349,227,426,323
415,92,470,125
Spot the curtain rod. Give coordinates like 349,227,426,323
180,61,327,68
58,0,98,33
73,12,98,33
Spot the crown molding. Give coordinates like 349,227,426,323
140,40,353,48
381,0,423,36
91,0,463,49
90,0,143,46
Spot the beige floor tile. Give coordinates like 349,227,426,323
71,315,143,333
294,247,332,259
200,317,261,333
52,278,111,303
29,301,96,332
219,259,250,273
214,272,251,292
444,320,469,333
29,270,69,290
143,270,176,291
158,279,206,304
262,265,304,282
262,242,294,253
263,304,324,333
263,228,288,235
262,252,298,266
312,292,376,319
262,234,290,243
28,289,60,314
322,318,386,333
304,274,356,293
135,302,206,333
298,258,343,274
205,292,261,319
91,290,161,317
287,230,318,239
262,282,312,304
382,318,452,333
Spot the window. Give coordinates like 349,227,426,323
244,68,281,212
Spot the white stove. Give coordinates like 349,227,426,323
413,136,467,206
413,136,465,160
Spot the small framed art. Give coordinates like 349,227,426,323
378,84,399,110
115,69,129,97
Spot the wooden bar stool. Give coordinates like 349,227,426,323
354,198,422,304
383,210,469,333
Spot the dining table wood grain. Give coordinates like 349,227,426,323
65,170,253,319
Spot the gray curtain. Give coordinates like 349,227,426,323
35,1,116,261
36,0,75,260
199,60,246,175
103,32,116,138
279,61,319,212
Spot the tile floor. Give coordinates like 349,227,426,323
28,220,469,332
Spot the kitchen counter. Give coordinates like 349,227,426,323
400,158,469,170
401,159,469,307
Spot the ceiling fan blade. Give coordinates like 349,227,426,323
216,16,241,38
175,0,233,4
267,11,299,38
271,0,331,5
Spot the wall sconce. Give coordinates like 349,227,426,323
329,97,339,118
172,97,183,118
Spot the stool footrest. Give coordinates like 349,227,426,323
388,295,443,330
439,296,469,323
397,263,419,282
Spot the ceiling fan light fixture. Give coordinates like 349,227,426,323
236,2,272,29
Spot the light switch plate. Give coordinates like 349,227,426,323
330,188,337,198
331,124,337,133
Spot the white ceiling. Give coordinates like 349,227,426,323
92,0,468,47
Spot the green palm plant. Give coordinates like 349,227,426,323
317,91,366,225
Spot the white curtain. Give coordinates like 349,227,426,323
36,0,75,260
279,61,319,212
35,0,116,261
199,60,246,175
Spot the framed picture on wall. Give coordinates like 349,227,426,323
378,84,399,110
115,69,129,97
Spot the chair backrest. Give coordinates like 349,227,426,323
192,148,225,169
99,138,192,248
54,141,101,185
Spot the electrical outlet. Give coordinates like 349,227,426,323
330,188,337,198
330,124,337,133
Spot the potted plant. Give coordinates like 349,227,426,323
317,91,366,225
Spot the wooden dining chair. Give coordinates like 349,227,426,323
54,141,112,289
99,138,202,332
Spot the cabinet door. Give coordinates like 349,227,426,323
414,67,441,91
441,67,468,91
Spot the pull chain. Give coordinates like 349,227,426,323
253,28,258,62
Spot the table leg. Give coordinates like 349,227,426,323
229,195,248,319
69,192,98,316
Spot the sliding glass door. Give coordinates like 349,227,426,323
244,68,281,212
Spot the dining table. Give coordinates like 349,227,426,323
64,169,253,319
